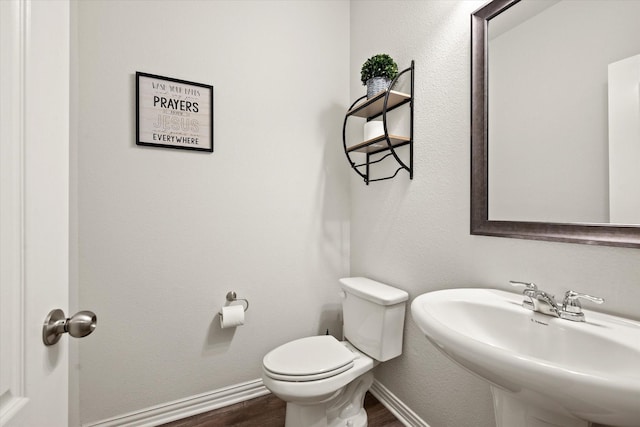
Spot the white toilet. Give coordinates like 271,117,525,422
261,277,409,427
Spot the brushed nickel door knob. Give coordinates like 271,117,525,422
43,309,97,346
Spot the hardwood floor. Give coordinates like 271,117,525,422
160,392,403,427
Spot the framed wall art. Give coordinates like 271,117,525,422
136,72,213,152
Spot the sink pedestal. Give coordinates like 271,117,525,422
491,387,591,427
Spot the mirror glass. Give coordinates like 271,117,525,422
471,0,640,248
487,0,640,224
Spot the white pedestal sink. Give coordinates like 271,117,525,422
411,288,640,427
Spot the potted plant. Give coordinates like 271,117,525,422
361,54,398,99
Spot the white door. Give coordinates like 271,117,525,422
1,0,70,426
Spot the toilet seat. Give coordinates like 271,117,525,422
263,335,355,382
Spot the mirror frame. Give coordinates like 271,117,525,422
470,0,640,249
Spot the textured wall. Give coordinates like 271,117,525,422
349,1,640,427
71,1,350,424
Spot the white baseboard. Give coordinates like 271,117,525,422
83,379,269,427
83,378,428,427
370,380,430,427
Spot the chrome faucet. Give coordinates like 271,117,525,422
510,281,604,322
510,281,559,316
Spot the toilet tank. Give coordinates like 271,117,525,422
339,277,409,362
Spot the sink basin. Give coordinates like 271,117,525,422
411,288,640,427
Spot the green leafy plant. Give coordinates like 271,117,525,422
360,54,398,85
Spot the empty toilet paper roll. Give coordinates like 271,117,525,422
364,121,385,141
219,305,245,328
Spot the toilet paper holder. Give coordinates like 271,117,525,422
221,291,249,313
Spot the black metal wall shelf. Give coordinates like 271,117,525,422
342,60,414,185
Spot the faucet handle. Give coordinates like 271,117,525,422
560,290,604,321
562,290,604,312
510,281,538,311
510,281,537,292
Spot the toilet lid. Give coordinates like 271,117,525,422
263,335,355,381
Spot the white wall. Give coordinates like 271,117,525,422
349,1,640,427
70,1,350,424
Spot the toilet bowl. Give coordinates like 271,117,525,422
262,336,376,402
262,337,377,427
261,277,409,427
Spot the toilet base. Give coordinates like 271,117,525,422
283,371,373,427
330,408,367,427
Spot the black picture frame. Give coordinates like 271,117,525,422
136,72,213,152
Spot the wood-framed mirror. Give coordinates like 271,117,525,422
470,0,640,248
